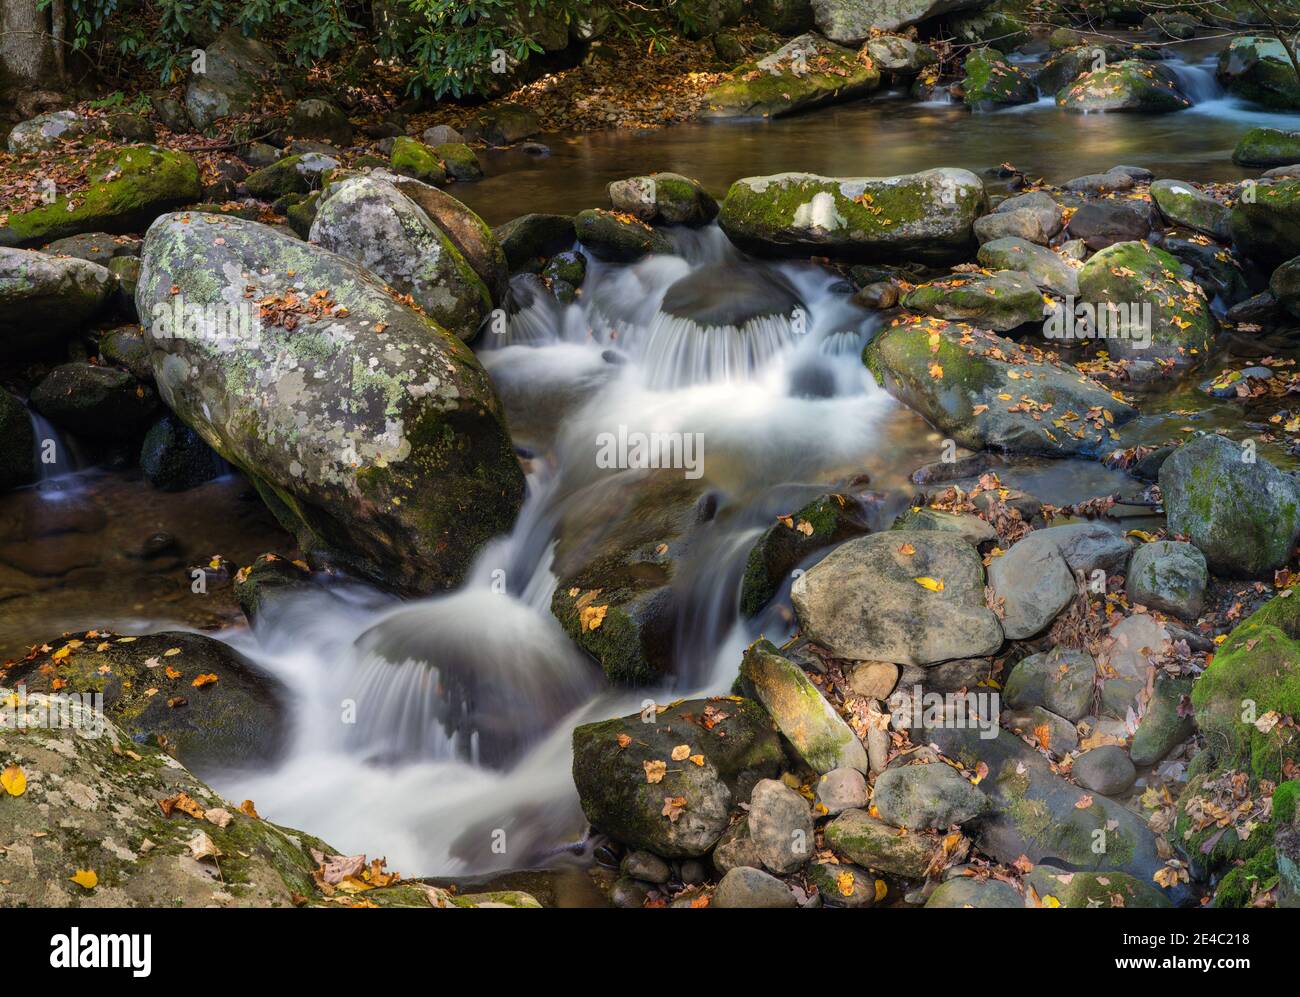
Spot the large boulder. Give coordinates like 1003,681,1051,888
136,212,524,595
700,34,881,119
717,168,986,263
1158,433,1300,577
1075,240,1216,366
811,0,989,41
0,146,202,248
961,48,1036,110
0,248,115,356
390,180,509,303
791,530,1003,666
1231,178,1300,267
29,363,158,439
186,27,281,130
901,269,1043,330
5,109,97,154
570,697,784,857
607,173,718,226
871,762,991,829
864,317,1137,458
310,175,491,341
1216,36,1300,109
1232,127,1300,167
1056,60,1191,112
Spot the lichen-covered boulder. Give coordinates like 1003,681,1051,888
30,363,158,439
1217,36,1300,109
699,33,881,119
961,48,1036,111
863,317,1136,457
1231,178,1300,267
811,0,988,41
1233,127,1300,167
739,639,869,773
902,269,1043,330
389,178,509,303
1056,60,1191,112
5,109,97,154
1150,179,1230,239
1076,240,1216,366
570,697,784,857
0,248,115,356
186,27,280,131
1126,540,1207,619
0,146,202,248
136,212,524,595
607,173,718,226
1158,433,1300,577
310,176,491,341
718,168,986,263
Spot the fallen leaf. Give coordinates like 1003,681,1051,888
644,759,667,784
1,764,26,797
69,869,98,890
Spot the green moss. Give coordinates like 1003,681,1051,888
391,137,447,184
1275,780,1300,824
1212,846,1279,907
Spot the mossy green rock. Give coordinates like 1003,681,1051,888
0,247,115,356
718,168,986,263
0,146,201,249
902,269,1043,330
1076,240,1216,365
1036,43,1160,94
0,688,334,907
30,363,158,439
607,173,719,226
823,808,932,878
1230,178,1300,267
1232,127,1300,167
1129,675,1194,767
570,697,784,857
1272,256,1300,319
925,877,1024,907
494,213,575,271
309,175,491,341
8,630,288,775
700,33,881,119
961,48,1036,111
244,153,339,199
574,209,672,262
389,136,448,185
1057,60,1191,112
739,639,869,773
872,761,991,829
976,237,1078,295
739,491,871,616
1149,179,1230,239
1025,868,1171,907
433,142,483,182
1157,433,1300,576
137,212,523,595
863,317,1136,457
98,323,153,381
0,389,37,490
1217,36,1300,109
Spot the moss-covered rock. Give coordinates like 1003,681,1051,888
98,323,153,381
1076,240,1216,366
30,362,158,440
823,808,932,878
570,696,784,857
1025,868,1171,907
1230,178,1300,267
902,269,1043,330
494,213,575,271
961,48,1036,111
607,173,718,226
0,389,37,490
926,877,1024,907
1217,36,1300,109
863,316,1136,457
1149,179,1230,239
1129,675,1194,767
700,33,881,119
244,153,339,200
0,248,115,356
433,142,483,182
1232,127,1300,167
1035,42,1158,94
976,236,1078,295
1057,60,1191,112
136,212,524,596
574,209,673,262
389,136,448,185
1273,256,1300,319
718,168,986,263
234,553,314,625
1157,433,1300,577
463,103,540,145
0,146,202,248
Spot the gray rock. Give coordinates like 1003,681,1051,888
713,866,797,907
1072,745,1136,796
748,778,815,873
977,237,1078,296
812,0,988,40
607,173,718,226
1004,646,1096,721
1129,676,1194,766
1004,705,1078,755
807,861,878,906
871,762,990,829
289,99,353,146
816,767,868,816
0,248,115,357
824,808,933,878
620,849,671,884
1126,541,1207,619
890,507,996,546
186,28,280,131
30,363,157,439
1068,200,1150,250
925,877,1023,907
422,124,464,146
609,877,651,908
140,413,225,491
902,269,1044,331
712,817,764,873
5,110,95,153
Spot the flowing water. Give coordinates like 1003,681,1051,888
5,40,1300,881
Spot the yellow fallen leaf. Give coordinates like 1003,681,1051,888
644,759,667,784
913,576,944,592
579,604,608,632
70,869,98,890
1,764,26,797
837,870,856,896
874,879,888,902
671,744,691,761
191,673,219,688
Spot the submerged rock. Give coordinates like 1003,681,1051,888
137,212,524,595
700,33,881,119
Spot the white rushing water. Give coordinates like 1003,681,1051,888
207,225,902,876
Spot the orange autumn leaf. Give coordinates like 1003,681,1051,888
191,673,218,688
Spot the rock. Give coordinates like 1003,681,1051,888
0,248,115,356
748,778,815,872
1150,179,1230,239
310,175,491,341
621,850,671,884
1158,434,1300,577
865,34,937,76
386,178,508,303
609,877,651,907
1217,36,1300,109
925,877,1023,907
808,861,877,906
234,553,315,624
289,99,353,146
700,33,881,119
811,0,988,40
1233,127,1300,167
712,866,797,907
1004,646,1096,721
495,213,575,271
1067,200,1150,249
902,269,1043,330
890,507,995,546
140,413,225,491
1162,230,1251,307
712,818,764,873
1226,290,1279,324
244,153,339,199
0,690,336,907
98,324,154,381
6,110,97,154
388,136,447,185
739,491,871,616
791,531,1002,666
817,767,868,816
961,48,1036,110
0,390,37,490
864,317,1136,458
872,762,990,829
950,9,1029,50
1026,867,1170,907
570,697,783,857
8,630,288,773
186,27,281,130
574,209,673,262
675,0,743,38
848,660,900,699
1230,178,1300,267
1129,676,1193,766
44,231,138,264
607,173,718,226
1263,164,1300,179
1073,745,1136,796
0,146,202,248
1056,60,1190,112
1076,240,1216,365
422,124,464,146
740,639,869,773
753,0,815,34
137,212,523,594
824,808,932,878
1271,256,1300,319
1037,44,1132,95
977,238,1077,297
30,363,157,439
463,103,540,145
1126,541,1207,619
434,142,483,182
975,190,1065,245
718,168,985,263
